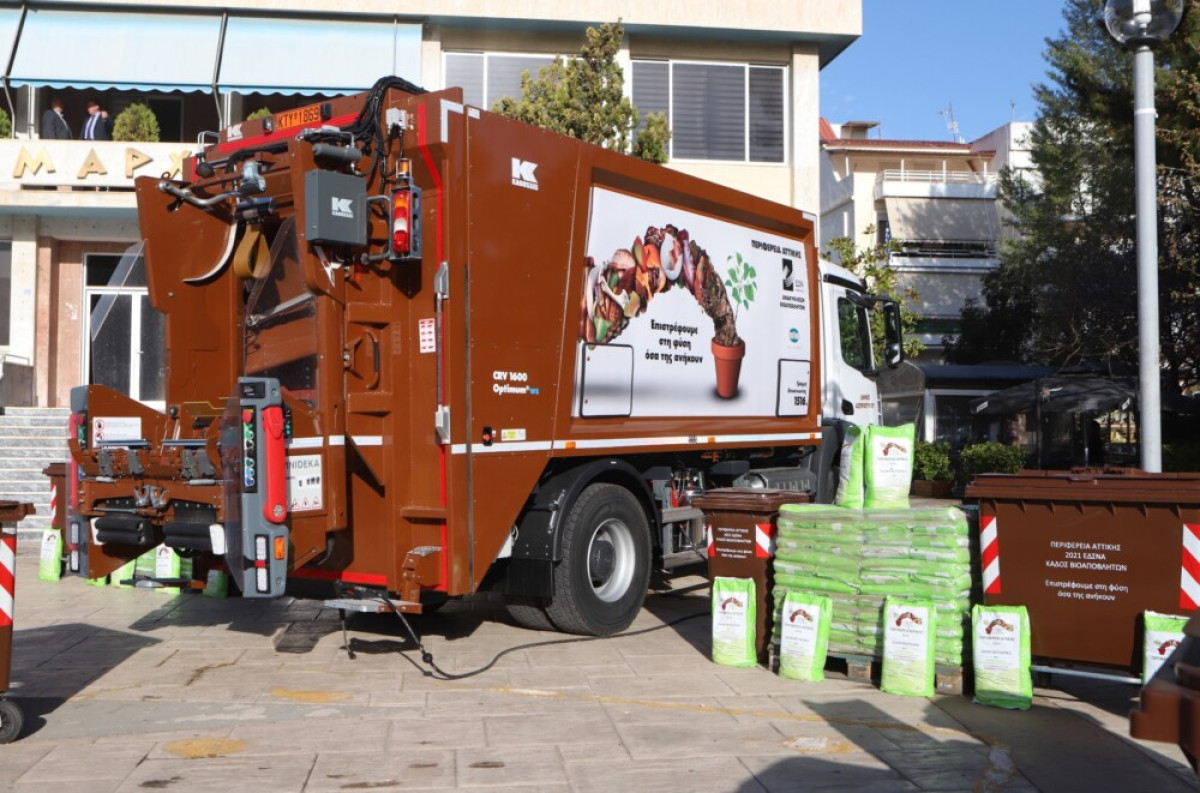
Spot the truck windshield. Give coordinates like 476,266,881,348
244,217,318,406
837,296,874,373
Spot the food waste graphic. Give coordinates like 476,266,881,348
580,224,749,398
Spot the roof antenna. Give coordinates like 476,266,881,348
938,103,963,143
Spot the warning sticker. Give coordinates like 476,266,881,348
92,416,142,446
287,454,323,512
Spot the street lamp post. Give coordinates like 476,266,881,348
1103,0,1183,473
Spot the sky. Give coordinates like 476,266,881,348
820,1,1070,143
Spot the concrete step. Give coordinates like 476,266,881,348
0,407,70,419
0,458,68,473
0,463,65,477
0,424,69,438
0,479,58,495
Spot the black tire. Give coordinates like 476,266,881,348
545,483,651,636
506,598,558,632
0,698,23,744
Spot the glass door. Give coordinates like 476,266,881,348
83,246,166,410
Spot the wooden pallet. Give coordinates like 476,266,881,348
768,643,966,695
824,652,966,695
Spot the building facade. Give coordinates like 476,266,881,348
818,119,1033,358
0,0,860,408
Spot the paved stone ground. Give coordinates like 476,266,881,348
0,546,1195,792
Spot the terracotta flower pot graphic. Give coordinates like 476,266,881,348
711,337,745,399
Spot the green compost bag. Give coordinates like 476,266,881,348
834,424,866,508
1143,611,1189,684
778,591,832,681
972,604,1032,709
37,528,63,581
154,545,193,595
109,558,137,589
864,424,916,509
712,576,757,667
203,569,229,599
880,596,936,697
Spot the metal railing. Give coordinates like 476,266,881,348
878,169,997,186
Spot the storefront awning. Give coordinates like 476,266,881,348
217,17,422,94
0,7,21,70
884,197,997,243
7,8,223,92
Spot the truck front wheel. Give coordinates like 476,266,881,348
546,483,650,636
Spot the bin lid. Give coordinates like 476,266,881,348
691,487,807,512
965,470,1200,506
0,500,34,522
42,462,68,477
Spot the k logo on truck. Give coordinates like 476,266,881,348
330,196,354,219
511,158,538,191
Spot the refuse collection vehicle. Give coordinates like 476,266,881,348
62,76,903,635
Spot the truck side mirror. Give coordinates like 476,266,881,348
881,302,904,368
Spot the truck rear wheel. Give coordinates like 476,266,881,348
0,698,23,744
545,483,650,636
506,598,557,631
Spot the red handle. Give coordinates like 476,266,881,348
261,406,287,524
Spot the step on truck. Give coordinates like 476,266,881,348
63,77,902,635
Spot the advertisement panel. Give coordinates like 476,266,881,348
576,187,811,418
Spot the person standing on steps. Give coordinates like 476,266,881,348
80,100,112,141
40,98,71,139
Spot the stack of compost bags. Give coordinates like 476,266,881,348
773,505,864,660
772,504,972,669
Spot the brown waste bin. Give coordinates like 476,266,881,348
0,500,33,743
41,462,67,533
692,488,809,663
966,471,1200,671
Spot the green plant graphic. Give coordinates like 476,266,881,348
724,253,757,319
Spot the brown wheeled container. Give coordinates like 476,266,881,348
966,471,1200,670
693,488,808,662
0,500,34,743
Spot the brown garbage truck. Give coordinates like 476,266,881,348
63,77,902,635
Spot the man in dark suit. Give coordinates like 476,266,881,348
40,98,71,139
80,100,112,141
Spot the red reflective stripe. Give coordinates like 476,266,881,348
68,413,83,512
980,539,1000,571
261,406,288,525
0,534,15,627
288,568,389,587
416,101,449,593
1183,524,1200,610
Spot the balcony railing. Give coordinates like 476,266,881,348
878,169,997,186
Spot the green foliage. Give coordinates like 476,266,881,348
633,113,670,163
0,107,10,139
912,441,953,482
724,253,757,318
945,0,1200,395
958,442,1027,483
246,107,272,121
493,21,671,163
112,103,159,142
823,226,924,360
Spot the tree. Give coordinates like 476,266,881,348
945,0,1200,394
823,227,924,360
0,107,10,139
493,21,670,163
112,103,160,142
246,107,272,122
